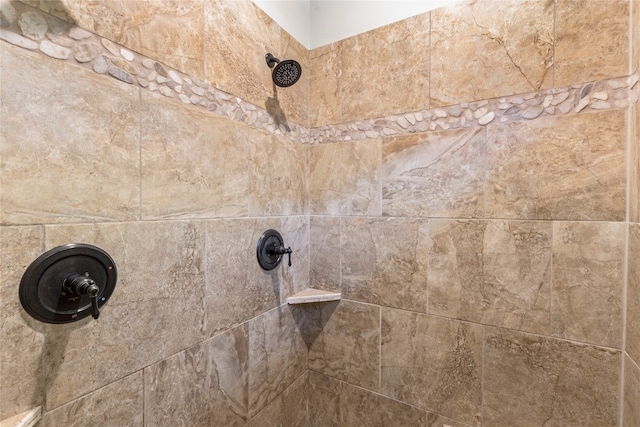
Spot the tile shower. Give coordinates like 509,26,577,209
0,0,639,426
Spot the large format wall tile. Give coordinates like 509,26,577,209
551,222,624,348
341,13,429,122
309,216,341,292
431,0,553,107
627,224,640,363
381,308,483,426
308,371,341,427
41,372,143,427
310,41,342,127
144,325,249,427
0,226,43,420
279,216,310,301
634,0,640,72
631,102,640,223
483,328,620,427
555,0,629,87
141,91,250,219
485,111,626,221
43,221,205,408
0,45,140,225
382,127,485,218
245,371,308,427
309,139,382,216
273,30,310,127
428,220,551,335
341,217,428,312
624,356,640,427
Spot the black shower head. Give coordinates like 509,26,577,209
266,53,301,88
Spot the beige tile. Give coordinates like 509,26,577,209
555,0,629,87
341,13,429,122
428,220,552,335
41,372,143,427
382,127,485,218
275,30,310,127
341,217,428,312
249,134,307,217
0,226,43,420
483,327,620,427
431,0,553,107
309,216,341,293
308,371,341,427
381,308,482,426
624,355,640,427
631,102,640,223
634,1,640,72
308,300,380,391
144,324,249,427
627,224,640,363
280,216,310,302
43,221,205,409
310,42,342,127
0,44,140,225
141,91,250,219
340,382,427,427
485,111,627,221
246,372,308,427
427,414,474,427
551,222,624,348
309,139,382,216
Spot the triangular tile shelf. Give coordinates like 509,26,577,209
286,288,342,304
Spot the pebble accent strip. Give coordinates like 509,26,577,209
1,1,639,146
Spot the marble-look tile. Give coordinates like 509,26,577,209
624,355,640,427
483,327,620,427
631,102,640,223
308,300,380,391
551,222,624,348
205,218,281,335
274,30,310,127
381,308,483,426
141,91,250,219
144,324,249,427
246,372,308,427
634,1,640,72
0,226,43,420
308,371,341,427
382,127,485,218
341,217,428,312
310,41,342,127
0,44,139,225
427,414,473,427
249,134,307,216
280,216,310,302
627,224,640,363
431,0,553,107
309,139,382,216
428,220,552,335
340,382,428,427
555,0,629,87
25,0,205,78
341,13,429,122
309,216,341,293
43,221,205,408
41,372,143,427
248,305,307,416
485,111,626,221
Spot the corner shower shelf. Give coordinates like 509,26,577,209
0,407,41,427
286,288,341,305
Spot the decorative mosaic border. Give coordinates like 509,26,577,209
1,1,639,146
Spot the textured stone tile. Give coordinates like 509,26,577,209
249,134,307,216
205,218,281,335
246,372,308,427
431,0,553,107
310,41,342,127
309,216,341,293
144,324,249,427
308,300,380,391
427,414,473,427
340,382,427,427
40,372,143,427
0,226,43,420
627,224,640,363
631,102,640,223
43,221,205,408
341,217,428,312
341,13,429,121
483,327,620,427
485,111,626,221
428,220,552,335
141,91,250,219
248,305,307,416
381,308,482,426
280,216,310,302
274,30,310,127
0,44,139,225
624,355,640,427
551,222,624,348
634,1,640,72
308,371,341,427
309,139,382,216
555,0,629,87
382,127,485,218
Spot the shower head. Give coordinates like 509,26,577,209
266,53,301,88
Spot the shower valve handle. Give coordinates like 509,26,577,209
267,244,292,267
63,273,101,319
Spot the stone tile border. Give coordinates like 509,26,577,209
1,1,639,146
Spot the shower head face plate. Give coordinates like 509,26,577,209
272,59,301,88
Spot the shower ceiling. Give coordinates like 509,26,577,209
252,0,462,49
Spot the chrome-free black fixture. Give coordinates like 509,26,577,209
256,229,292,271
265,53,301,88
